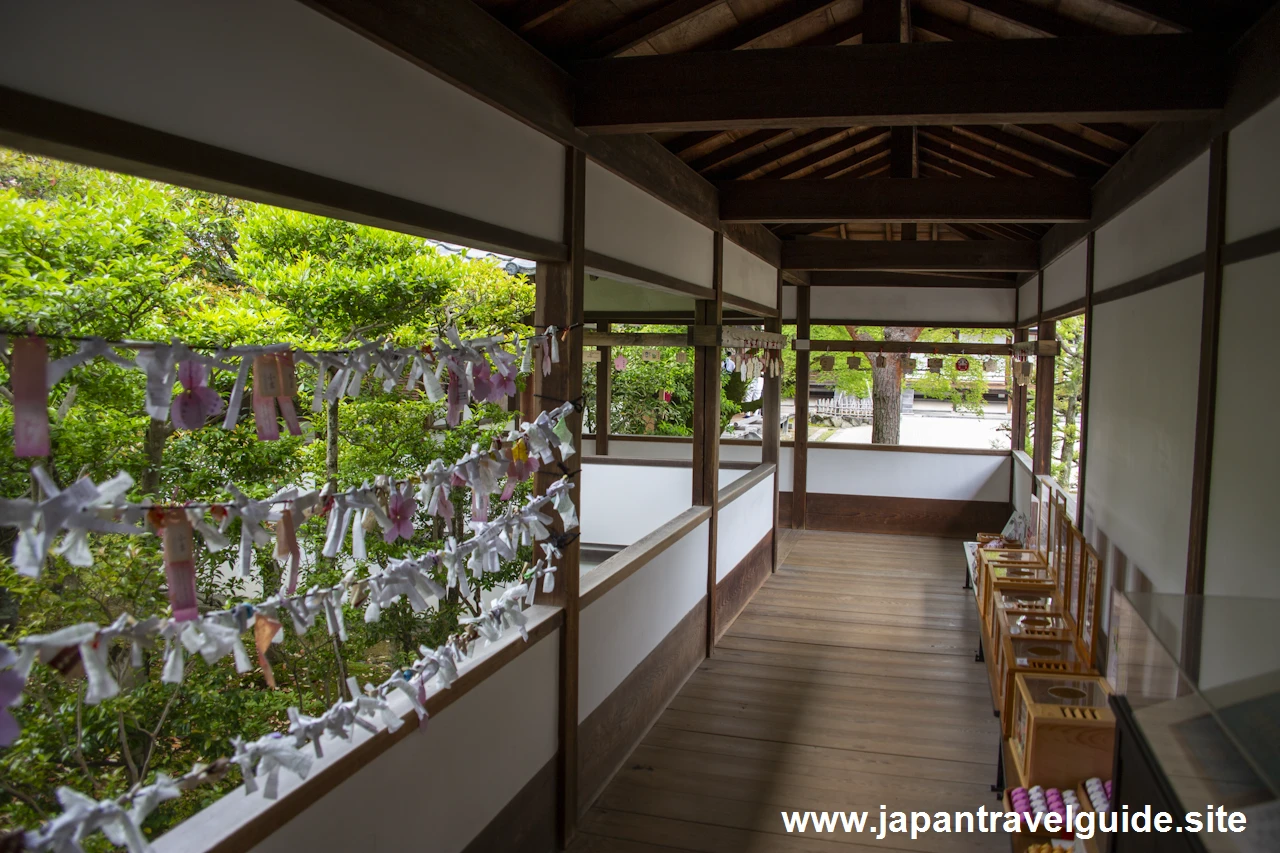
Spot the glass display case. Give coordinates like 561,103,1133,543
1107,592,1280,853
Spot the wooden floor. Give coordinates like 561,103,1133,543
571,530,1005,853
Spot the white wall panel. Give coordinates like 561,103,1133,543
0,0,566,245
808,286,1016,325
1043,241,1088,315
162,615,561,853
716,474,775,581
782,285,798,321
1205,253,1280,597
1226,94,1280,242
585,161,715,288
723,239,778,307
1013,455,1034,520
1018,280,1039,324
579,521,709,719
1085,276,1202,593
806,447,1010,502
580,462,746,545
778,446,794,491
585,274,695,313
1095,154,1209,291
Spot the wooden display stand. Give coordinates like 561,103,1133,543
1010,673,1115,790
981,562,1056,635
996,633,1092,734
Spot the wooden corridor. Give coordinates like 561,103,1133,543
571,530,1004,853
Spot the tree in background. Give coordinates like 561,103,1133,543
0,150,534,834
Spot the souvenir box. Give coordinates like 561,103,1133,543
1010,673,1115,790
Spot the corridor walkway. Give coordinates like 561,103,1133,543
571,530,1004,852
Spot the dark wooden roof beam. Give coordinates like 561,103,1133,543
782,238,1041,271
808,271,1021,287
769,127,888,178
573,36,1226,132
795,14,866,47
509,0,585,32
812,141,892,179
954,0,1106,39
1016,124,1122,166
1090,1,1269,33
953,125,1102,177
688,128,790,172
716,127,846,179
665,130,724,156
1084,122,1145,146
920,127,1055,177
718,177,1091,223
912,9,987,41
696,0,843,51
581,0,723,60
917,141,1000,177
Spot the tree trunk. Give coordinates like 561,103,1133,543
871,354,903,445
326,393,339,483
141,417,173,496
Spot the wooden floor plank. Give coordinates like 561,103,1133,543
577,530,1003,852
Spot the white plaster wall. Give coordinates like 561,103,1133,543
1013,454,1035,520
782,285,797,320
1204,252,1280,597
579,521,709,719
585,274,696,313
723,239,778,307
1094,153,1209,291
1018,280,1039,324
805,446,1011,502
1226,94,1280,243
778,445,795,491
807,285,1016,325
1084,276,1202,593
716,474,775,582
585,161,715,288
158,614,561,853
0,0,566,245
1043,241,1088,315
585,439,764,467
580,462,745,545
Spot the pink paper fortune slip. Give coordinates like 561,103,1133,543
161,509,200,622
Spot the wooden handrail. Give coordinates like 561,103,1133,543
717,462,776,509
582,455,758,470
580,505,712,608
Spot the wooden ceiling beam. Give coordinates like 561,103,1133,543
688,128,790,172
782,239,1041,271
1016,124,1122,166
665,130,723,156
947,222,995,240
696,0,843,51
580,0,723,60
1089,1,1268,33
1084,123,1145,146
719,177,1091,223
716,127,846,179
808,271,1020,288
812,142,891,179
795,14,866,46
917,140,1000,177
919,127,1056,177
573,36,1226,132
769,127,887,178
952,125,1102,177
953,0,1105,39
509,0,584,32
911,9,987,41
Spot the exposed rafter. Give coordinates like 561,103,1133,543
917,141,1001,177
716,127,846,179
1089,0,1268,32
781,238,1041,271
720,177,1091,223
953,0,1105,39
508,0,584,32
1016,124,1122,166
580,0,722,60
768,127,887,178
919,127,1056,177
912,9,986,42
952,125,1102,177
688,128,790,172
664,130,723,156
812,141,891,179
573,36,1226,132
695,0,843,51
794,14,866,46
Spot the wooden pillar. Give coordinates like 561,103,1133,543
763,270,783,571
1076,233,1096,520
694,233,724,654
533,147,584,846
1032,316,1056,477
792,286,811,529
1186,133,1228,598
1012,327,1029,454
594,322,611,455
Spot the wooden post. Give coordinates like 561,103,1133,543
1076,233,1096,520
1032,316,1056,477
1011,327,1029,454
594,322,611,456
1186,133,1227,599
533,148,584,845
763,270,783,571
793,286,811,529
693,233,723,655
